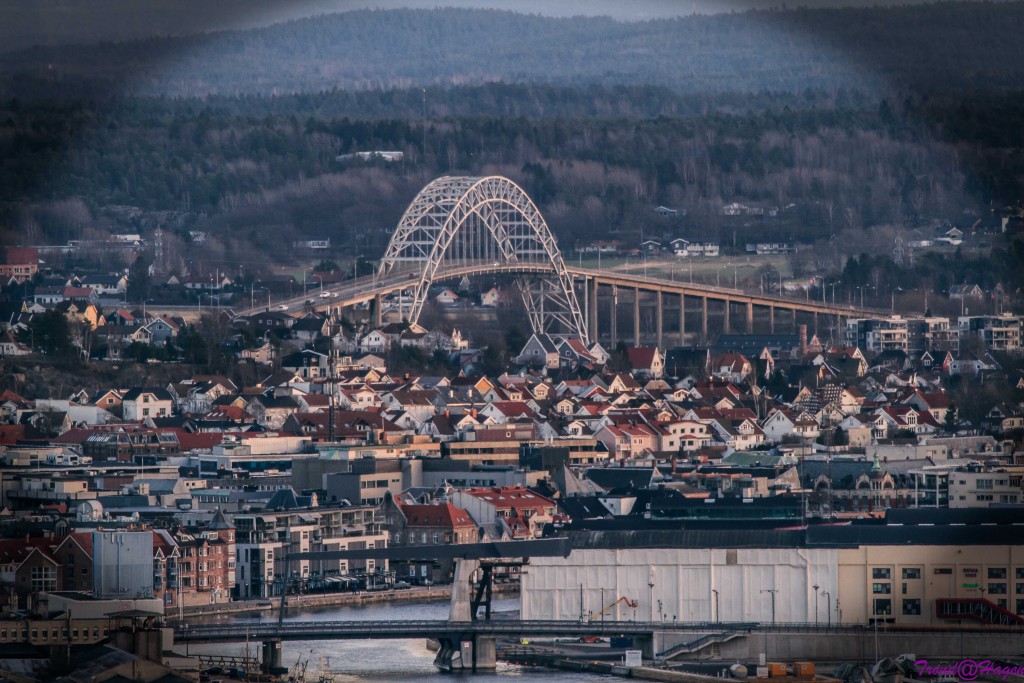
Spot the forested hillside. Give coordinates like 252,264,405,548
3,4,1024,98
1,3,1022,285
3,86,1021,269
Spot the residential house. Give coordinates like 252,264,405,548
516,334,560,370
627,347,664,379
121,388,174,421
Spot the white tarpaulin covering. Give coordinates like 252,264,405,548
521,547,838,624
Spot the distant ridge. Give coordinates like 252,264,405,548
2,3,1023,98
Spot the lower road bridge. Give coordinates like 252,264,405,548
176,619,756,673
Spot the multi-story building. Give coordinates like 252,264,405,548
324,459,405,506
959,314,1022,351
173,510,235,606
452,486,559,540
520,513,1024,627
906,316,960,355
233,499,386,598
843,317,909,354
0,247,39,283
948,464,1023,508
382,497,479,583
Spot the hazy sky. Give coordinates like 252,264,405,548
0,0,961,50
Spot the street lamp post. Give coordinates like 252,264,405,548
813,584,819,626
711,588,720,623
648,581,655,622
824,591,832,628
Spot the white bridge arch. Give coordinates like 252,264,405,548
378,175,588,343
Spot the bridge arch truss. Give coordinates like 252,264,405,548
378,176,588,343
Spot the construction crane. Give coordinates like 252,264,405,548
590,596,639,622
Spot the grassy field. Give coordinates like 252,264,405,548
571,253,795,287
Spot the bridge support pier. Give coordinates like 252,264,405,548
610,286,618,346
723,299,731,335
678,293,686,345
701,297,708,340
432,635,496,672
634,287,641,347
261,639,282,674
473,636,497,671
656,291,663,349
372,293,383,327
588,279,598,342
769,305,775,334
745,301,754,334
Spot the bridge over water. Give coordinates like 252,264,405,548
175,617,761,672
235,176,878,345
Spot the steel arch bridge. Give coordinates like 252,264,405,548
378,175,588,343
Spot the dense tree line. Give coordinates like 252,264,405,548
4,85,1021,267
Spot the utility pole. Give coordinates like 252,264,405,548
579,583,584,623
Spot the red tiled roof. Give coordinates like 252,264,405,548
0,425,25,445
921,392,953,408
627,347,659,368
459,486,555,512
2,247,38,265
400,503,476,528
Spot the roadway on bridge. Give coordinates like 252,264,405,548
176,619,762,643
232,261,873,320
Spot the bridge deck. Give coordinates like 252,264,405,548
176,619,760,643
235,261,874,319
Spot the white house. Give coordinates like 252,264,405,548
121,388,174,421
481,288,501,307
360,330,390,353
436,289,459,306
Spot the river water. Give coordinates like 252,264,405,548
189,597,613,682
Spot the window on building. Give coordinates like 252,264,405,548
901,568,921,579
872,568,891,579
988,583,1007,595
872,583,892,594
902,599,921,615
30,566,56,592
873,599,892,615
988,568,1007,579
